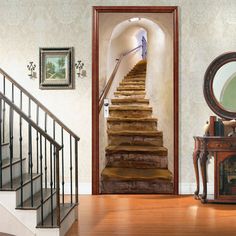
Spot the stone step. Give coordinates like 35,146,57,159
123,77,146,82
101,167,173,193
109,106,152,118
117,85,145,91
129,68,146,71
128,73,146,77
120,81,145,86
127,69,146,72
111,98,149,106
107,117,157,131
106,152,167,169
114,91,145,98
106,145,167,169
106,145,167,155
125,75,146,79
129,66,146,70
107,130,163,146
102,167,172,181
106,150,167,169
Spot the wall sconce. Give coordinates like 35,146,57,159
27,62,36,79
75,60,86,79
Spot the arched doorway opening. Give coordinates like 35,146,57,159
92,6,179,195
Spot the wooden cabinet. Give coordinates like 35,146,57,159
193,136,236,203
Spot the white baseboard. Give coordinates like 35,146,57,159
179,182,214,195
64,182,213,195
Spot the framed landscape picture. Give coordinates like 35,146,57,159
39,47,74,89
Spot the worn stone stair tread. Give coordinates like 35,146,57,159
0,173,41,191
109,106,152,111
107,130,163,137
101,167,172,181
2,158,26,169
127,71,146,74
111,98,149,104
102,59,173,193
117,86,145,91
37,203,77,228
16,188,56,210
124,77,146,80
108,117,157,122
114,91,145,95
106,145,167,155
128,74,146,77
120,81,145,86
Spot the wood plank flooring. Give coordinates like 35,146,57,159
66,195,236,236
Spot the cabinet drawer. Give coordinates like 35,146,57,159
206,141,236,150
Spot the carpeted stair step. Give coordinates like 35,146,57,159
105,145,168,169
109,106,152,118
107,130,163,146
101,167,173,193
111,98,149,106
107,117,157,131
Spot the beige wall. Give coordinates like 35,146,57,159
1,0,236,193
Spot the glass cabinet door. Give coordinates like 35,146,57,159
219,155,236,195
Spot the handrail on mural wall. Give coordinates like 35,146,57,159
99,45,142,112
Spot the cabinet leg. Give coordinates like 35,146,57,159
200,150,208,203
193,149,200,199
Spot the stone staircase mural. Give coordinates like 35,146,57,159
101,60,173,193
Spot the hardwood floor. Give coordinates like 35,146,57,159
66,195,236,236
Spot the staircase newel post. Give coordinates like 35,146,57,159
56,147,60,227
0,97,2,188
75,139,78,204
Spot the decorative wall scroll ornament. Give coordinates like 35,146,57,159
39,47,74,89
75,60,86,79
27,62,36,79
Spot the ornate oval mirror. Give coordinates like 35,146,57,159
204,52,236,120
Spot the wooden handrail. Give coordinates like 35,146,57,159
99,45,142,111
0,68,80,141
0,92,62,149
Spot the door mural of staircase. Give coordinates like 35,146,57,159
0,68,79,236
101,60,173,193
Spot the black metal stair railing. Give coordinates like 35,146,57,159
0,68,80,227
0,93,62,225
